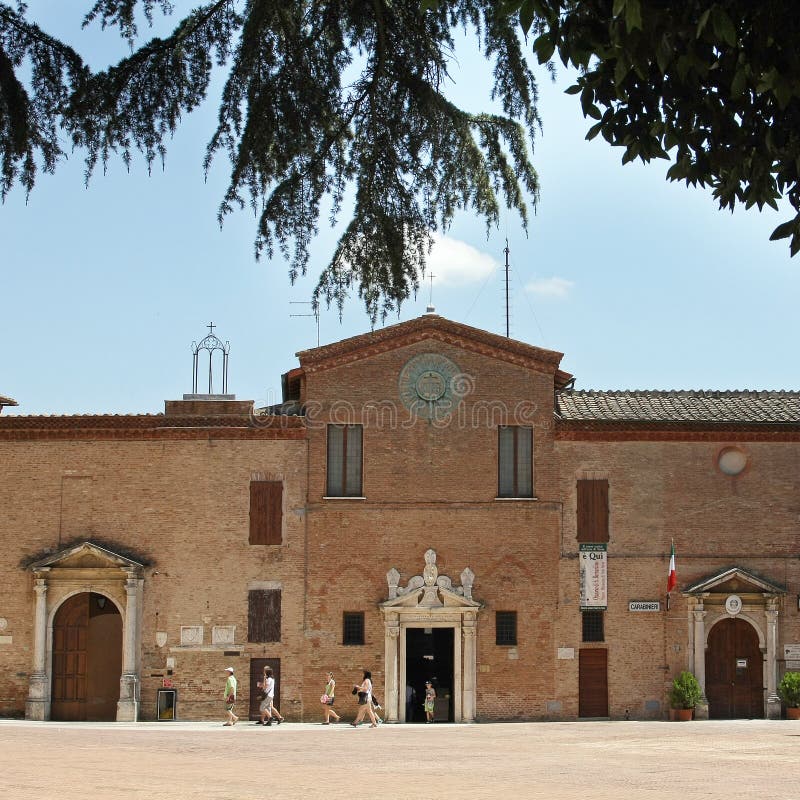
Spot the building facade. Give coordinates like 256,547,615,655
1,315,798,722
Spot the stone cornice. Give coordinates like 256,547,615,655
555,420,800,442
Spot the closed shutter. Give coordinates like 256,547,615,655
577,479,609,543
248,589,281,642
249,481,282,545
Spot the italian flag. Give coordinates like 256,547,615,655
667,541,677,593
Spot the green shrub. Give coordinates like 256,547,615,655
778,671,800,708
669,671,702,709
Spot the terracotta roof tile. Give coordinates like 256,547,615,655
555,390,800,424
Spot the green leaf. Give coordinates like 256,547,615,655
612,0,627,17
769,220,796,241
730,69,746,98
696,8,712,38
656,35,672,74
420,0,440,11
519,0,535,35
533,33,555,63
614,57,630,88
585,121,604,141
564,84,582,95
625,0,642,32
712,8,737,48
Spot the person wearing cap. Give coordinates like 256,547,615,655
424,680,436,724
223,667,238,726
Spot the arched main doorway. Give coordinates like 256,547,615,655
705,617,763,719
51,592,122,721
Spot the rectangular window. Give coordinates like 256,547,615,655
326,424,363,497
249,481,283,545
248,589,281,642
342,612,365,645
495,611,518,646
498,426,533,498
582,610,604,642
576,479,609,543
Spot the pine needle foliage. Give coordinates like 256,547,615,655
0,0,540,322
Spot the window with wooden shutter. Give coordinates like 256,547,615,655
576,479,609,543
498,426,533,498
326,424,363,496
249,481,283,545
247,589,281,642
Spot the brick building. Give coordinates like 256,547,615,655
1,314,798,722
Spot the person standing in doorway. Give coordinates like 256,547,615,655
223,666,238,726
351,670,378,728
424,680,436,724
321,671,341,724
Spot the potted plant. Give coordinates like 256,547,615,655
778,671,800,719
670,671,702,721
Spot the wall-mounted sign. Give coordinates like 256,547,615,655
557,648,575,660
784,644,800,660
725,595,743,615
736,659,748,669
629,601,660,612
579,543,607,610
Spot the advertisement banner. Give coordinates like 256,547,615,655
580,543,607,609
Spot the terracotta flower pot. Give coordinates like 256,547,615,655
787,706,800,720
674,708,693,721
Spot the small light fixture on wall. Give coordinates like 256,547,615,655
96,596,106,609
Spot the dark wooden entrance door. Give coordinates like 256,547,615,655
52,594,89,721
579,648,608,718
52,592,122,721
706,618,763,719
248,658,281,721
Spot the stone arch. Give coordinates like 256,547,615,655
25,542,144,721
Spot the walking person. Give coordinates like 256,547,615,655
351,670,378,728
321,671,341,724
261,665,283,726
424,680,436,723
222,666,238,726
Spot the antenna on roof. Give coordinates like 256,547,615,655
290,301,320,346
504,239,511,338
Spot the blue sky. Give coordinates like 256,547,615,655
2,3,799,415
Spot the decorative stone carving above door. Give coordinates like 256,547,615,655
380,549,481,723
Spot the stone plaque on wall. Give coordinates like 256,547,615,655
180,626,203,646
212,626,235,645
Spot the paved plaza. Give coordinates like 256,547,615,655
0,718,797,799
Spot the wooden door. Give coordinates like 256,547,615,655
52,594,89,721
706,618,763,719
579,648,608,718
248,657,281,720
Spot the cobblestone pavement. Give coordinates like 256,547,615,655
0,718,798,800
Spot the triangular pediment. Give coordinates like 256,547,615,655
28,541,144,572
684,566,785,596
297,315,567,379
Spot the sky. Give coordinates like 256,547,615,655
2,3,799,416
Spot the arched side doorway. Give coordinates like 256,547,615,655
26,541,144,722
705,617,763,719
380,550,481,723
684,566,785,720
51,592,123,721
